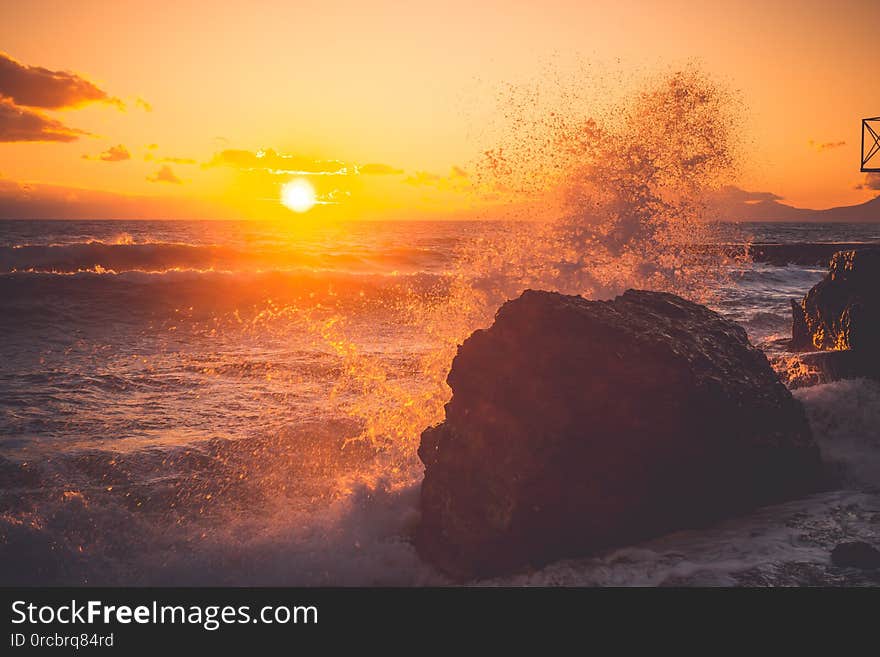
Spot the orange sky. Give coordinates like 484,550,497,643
1,0,879,220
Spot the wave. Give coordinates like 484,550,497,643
0,241,451,275
1,376,878,586
744,242,880,266
4,235,875,280
794,379,880,489
0,269,459,341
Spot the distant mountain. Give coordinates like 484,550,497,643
711,186,880,222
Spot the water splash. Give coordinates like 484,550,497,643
474,65,744,299
0,65,758,585
319,65,746,462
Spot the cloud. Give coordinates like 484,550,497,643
0,178,229,220
809,139,846,152
205,148,402,178
403,171,442,185
0,51,121,109
404,166,470,189
0,53,124,143
147,165,182,184
135,97,152,112
148,153,196,164
358,163,403,175
855,172,880,190
205,148,352,175
160,156,197,165
0,97,86,142
711,185,783,204
83,144,131,162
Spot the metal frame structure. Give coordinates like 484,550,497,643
861,117,880,172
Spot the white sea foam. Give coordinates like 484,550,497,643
795,378,880,489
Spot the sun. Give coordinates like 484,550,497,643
280,179,317,213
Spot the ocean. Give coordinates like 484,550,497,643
1,218,879,585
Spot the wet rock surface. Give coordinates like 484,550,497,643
791,250,880,354
830,541,880,570
416,289,823,579
786,351,880,388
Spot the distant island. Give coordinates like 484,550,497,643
712,186,880,222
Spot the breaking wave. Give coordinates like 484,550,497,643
0,240,451,275
1,376,877,586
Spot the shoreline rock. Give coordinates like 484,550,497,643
788,250,880,385
784,351,880,388
790,250,880,353
831,542,880,570
416,289,822,579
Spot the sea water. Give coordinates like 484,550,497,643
1,218,878,585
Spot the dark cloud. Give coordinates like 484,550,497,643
0,97,86,142
358,163,403,175
147,165,182,184
0,52,121,109
855,172,880,190
83,144,130,162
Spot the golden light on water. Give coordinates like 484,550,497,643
281,179,317,213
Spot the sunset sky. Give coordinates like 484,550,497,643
1,0,879,220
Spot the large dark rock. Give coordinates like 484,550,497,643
416,289,822,579
790,250,880,353
831,542,880,570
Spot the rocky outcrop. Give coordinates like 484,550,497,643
789,250,880,384
790,250,880,353
831,541,880,570
784,351,880,388
416,289,822,579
